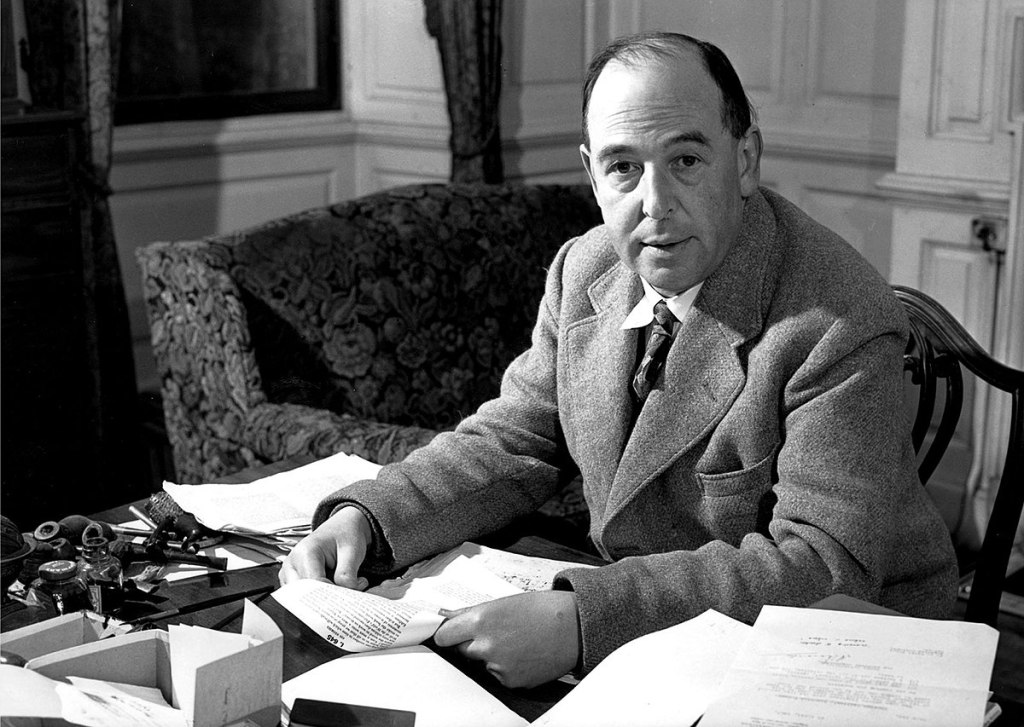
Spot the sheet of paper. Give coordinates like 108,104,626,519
275,554,528,652
0,666,187,727
534,609,750,727
281,645,528,727
699,605,999,727
163,451,382,533
59,677,188,727
0,663,66,718
374,541,595,595
273,579,446,652
369,554,523,609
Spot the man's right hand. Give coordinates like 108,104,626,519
278,505,372,589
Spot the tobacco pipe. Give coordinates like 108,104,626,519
109,539,228,571
34,516,115,544
146,492,217,552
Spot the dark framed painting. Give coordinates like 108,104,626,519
115,0,340,125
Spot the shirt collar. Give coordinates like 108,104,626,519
621,278,703,330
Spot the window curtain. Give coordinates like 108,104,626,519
23,0,143,505
424,0,504,184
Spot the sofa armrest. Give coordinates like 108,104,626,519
136,240,267,483
244,402,439,466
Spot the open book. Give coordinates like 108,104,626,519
271,541,594,652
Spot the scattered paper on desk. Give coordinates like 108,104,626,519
282,645,529,727
163,451,382,534
534,609,749,727
1,663,69,719
699,605,999,727
369,553,523,607
376,541,596,596
0,665,187,727
60,677,188,727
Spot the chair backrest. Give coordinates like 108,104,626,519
230,183,603,430
894,284,1024,627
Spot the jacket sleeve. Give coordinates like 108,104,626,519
314,239,579,574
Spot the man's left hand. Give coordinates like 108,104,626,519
433,590,581,688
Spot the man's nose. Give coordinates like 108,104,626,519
640,166,675,221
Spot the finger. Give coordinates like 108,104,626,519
438,606,469,619
331,543,366,589
278,561,298,586
485,663,507,685
433,611,478,648
285,540,335,582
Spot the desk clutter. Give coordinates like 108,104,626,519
1,498,237,630
0,452,377,628
0,452,1006,727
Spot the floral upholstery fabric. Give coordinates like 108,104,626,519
137,183,602,522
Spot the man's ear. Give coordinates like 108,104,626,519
580,144,599,197
737,125,762,198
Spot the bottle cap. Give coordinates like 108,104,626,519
82,536,109,550
38,559,78,581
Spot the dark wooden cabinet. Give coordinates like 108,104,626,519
2,111,97,528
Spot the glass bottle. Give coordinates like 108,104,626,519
31,559,91,615
78,536,124,614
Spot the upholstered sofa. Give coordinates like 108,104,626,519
137,182,603,523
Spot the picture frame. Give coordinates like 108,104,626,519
114,0,340,125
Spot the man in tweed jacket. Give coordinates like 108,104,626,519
282,32,958,687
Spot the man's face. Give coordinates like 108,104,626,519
581,52,761,297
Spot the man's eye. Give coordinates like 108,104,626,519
676,155,699,168
608,161,635,175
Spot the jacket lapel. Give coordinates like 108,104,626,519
564,262,640,510
603,191,781,519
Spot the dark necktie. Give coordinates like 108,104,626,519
632,300,678,403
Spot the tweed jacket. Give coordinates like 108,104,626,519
316,188,959,673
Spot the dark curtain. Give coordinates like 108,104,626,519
23,0,143,506
424,0,504,184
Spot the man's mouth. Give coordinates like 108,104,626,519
640,237,687,249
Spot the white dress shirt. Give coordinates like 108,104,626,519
620,278,703,330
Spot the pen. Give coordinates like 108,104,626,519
126,582,276,628
128,505,159,531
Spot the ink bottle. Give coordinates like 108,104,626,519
78,536,124,614
31,560,91,615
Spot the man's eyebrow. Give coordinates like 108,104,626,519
593,132,712,161
593,144,633,161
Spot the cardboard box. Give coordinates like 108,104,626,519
3,601,281,727
0,611,111,663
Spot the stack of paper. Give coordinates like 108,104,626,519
162,451,382,536
700,605,999,727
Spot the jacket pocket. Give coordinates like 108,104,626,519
695,449,777,544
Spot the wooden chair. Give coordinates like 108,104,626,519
894,284,1024,627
